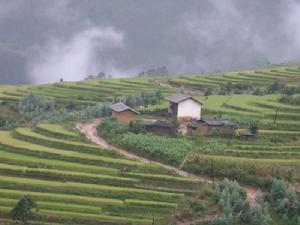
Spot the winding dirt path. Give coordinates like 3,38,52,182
76,119,212,182
76,119,258,225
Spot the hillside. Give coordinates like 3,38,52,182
0,65,300,224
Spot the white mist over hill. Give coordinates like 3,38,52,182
28,27,125,84
1,0,300,84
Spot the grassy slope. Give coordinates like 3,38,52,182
1,65,300,223
0,124,213,224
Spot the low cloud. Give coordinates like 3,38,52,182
28,26,125,84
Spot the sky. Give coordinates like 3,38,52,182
0,0,300,84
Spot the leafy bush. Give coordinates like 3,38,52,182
97,118,129,143
270,179,300,224
213,179,271,225
128,120,147,134
248,120,259,136
279,94,300,105
19,93,55,120
0,115,16,129
114,89,162,108
267,81,285,94
253,87,266,96
31,103,111,125
204,87,214,96
11,195,38,225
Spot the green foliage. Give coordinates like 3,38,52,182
11,195,38,225
253,87,266,96
128,120,147,134
212,178,246,208
213,179,271,225
240,192,271,225
98,118,129,142
114,89,162,108
249,120,259,136
0,115,15,129
120,133,192,166
204,87,214,96
195,139,225,152
270,179,300,224
267,82,285,94
279,94,300,105
19,93,55,120
31,102,112,124
99,118,191,165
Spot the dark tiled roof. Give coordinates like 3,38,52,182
187,119,235,127
165,93,203,104
142,119,172,128
110,102,139,114
187,120,204,128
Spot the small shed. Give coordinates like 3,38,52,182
238,130,255,140
166,93,202,122
110,102,139,124
187,119,236,137
142,119,173,136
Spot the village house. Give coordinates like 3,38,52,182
166,93,203,122
110,102,139,124
142,119,173,136
186,119,236,137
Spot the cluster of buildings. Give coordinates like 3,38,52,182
110,93,236,137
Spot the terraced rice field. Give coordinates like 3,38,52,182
0,66,297,107
169,67,300,88
197,94,300,130
0,77,174,109
0,124,209,224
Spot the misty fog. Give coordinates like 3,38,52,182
0,0,300,84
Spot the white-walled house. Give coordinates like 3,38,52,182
166,93,202,122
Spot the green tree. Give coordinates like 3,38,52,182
270,179,300,223
0,115,16,129
248,120,259,136
204,87,214,96
19,93,54,120
11,195,38,225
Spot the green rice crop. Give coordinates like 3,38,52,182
0,175,184,202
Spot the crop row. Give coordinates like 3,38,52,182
13,128,123,159
0,189,175,219
0,175,184,202
0,148,119,175
0,131,147,170
0,163,139,187
36,124,81,139
215,149,300,159
0,205,152,225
